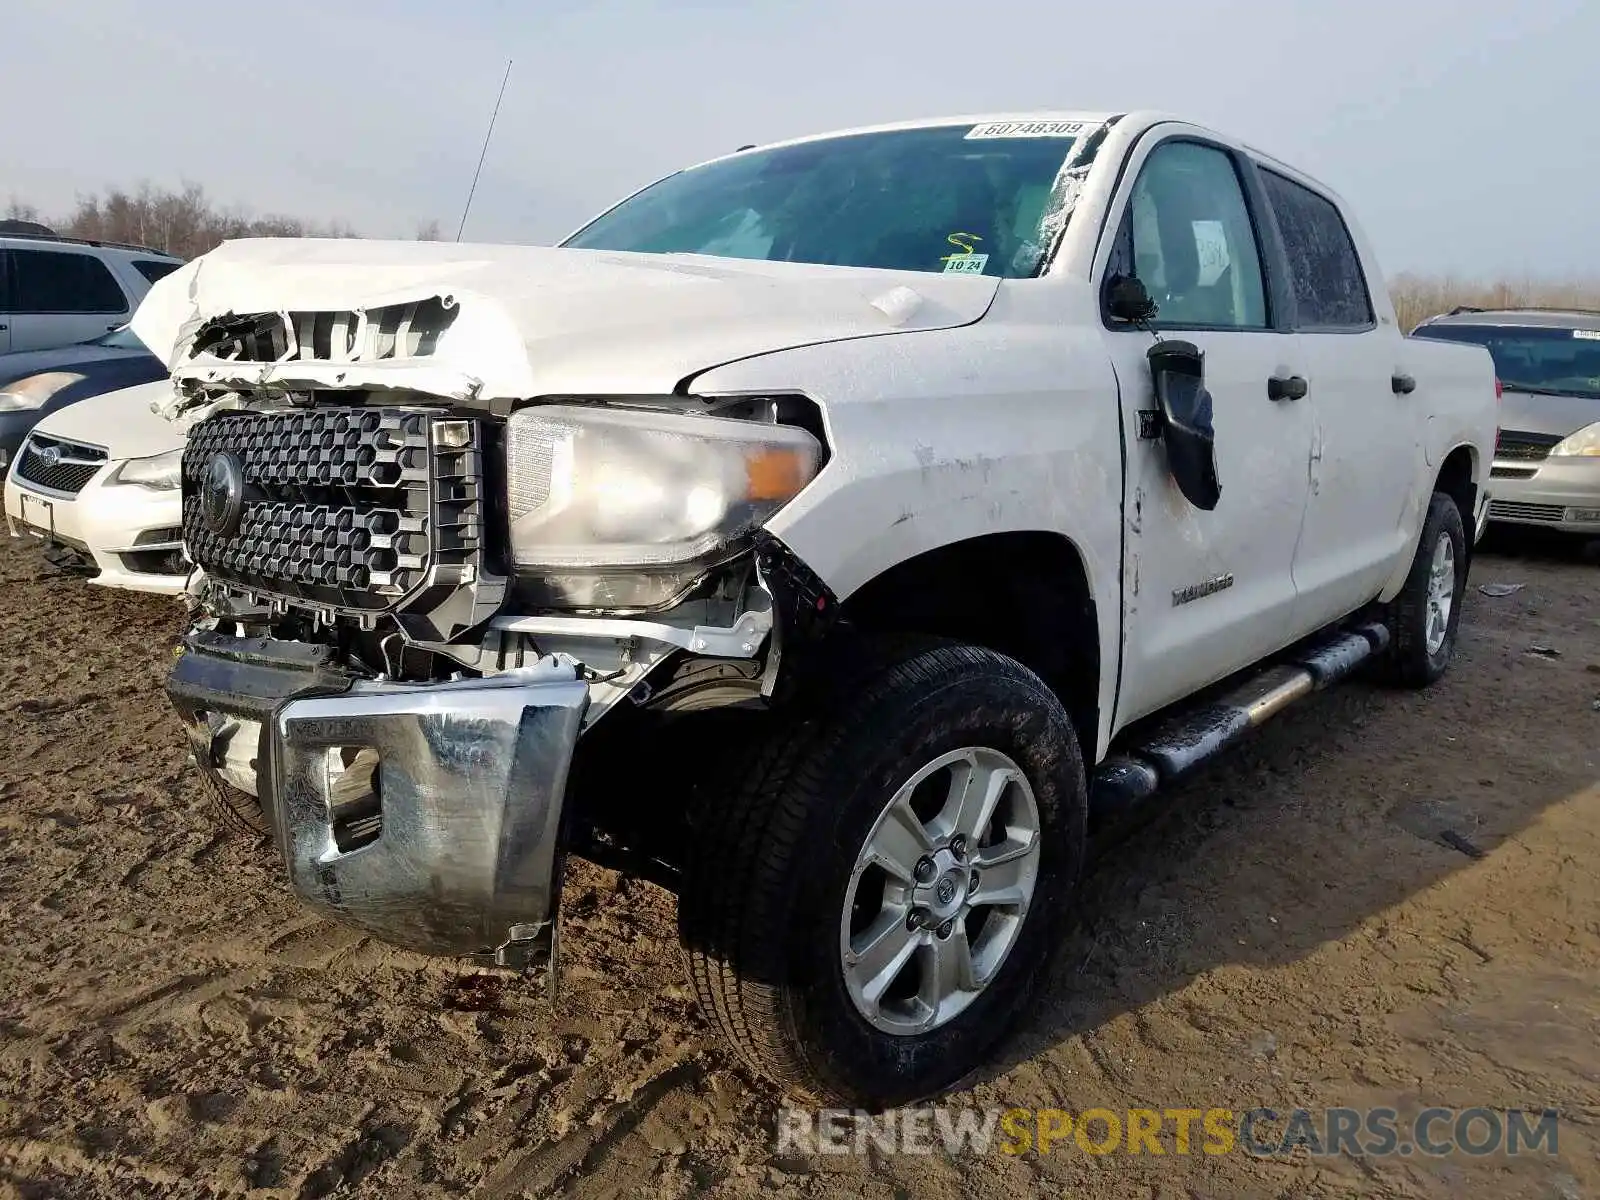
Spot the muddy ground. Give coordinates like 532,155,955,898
0,531,1596,1199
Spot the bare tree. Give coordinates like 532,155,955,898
1388,273,1600,331
415,219,443,241
5,198,42,222
6,183,360,259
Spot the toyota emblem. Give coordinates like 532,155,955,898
201,452,246,536
37,445,62,466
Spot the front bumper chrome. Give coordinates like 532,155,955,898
168,633,589,969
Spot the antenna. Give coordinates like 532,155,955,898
456,59,513,242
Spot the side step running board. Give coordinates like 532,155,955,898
1089,622,1390,827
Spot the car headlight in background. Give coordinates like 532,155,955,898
112,448,185,490
504,403,822,610
0,372,86,413
1549,422,1600,457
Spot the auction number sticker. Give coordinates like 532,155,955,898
1573,329,1600,340
966,120,1084,139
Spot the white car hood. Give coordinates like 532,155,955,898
131,238,1001,409
32,380,184,459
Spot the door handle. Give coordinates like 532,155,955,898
1391,372,1417,395
1267,374,1308,402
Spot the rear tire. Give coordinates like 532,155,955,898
677,638,1087,1108
1386,492,1468,688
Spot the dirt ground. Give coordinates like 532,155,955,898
0,531,1596,1200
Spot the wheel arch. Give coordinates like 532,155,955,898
1379,442,1481,603
1435,442,1479,537
838,530,1103,762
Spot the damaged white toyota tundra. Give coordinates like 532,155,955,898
140,111,1499,1108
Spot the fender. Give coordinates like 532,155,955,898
689,280,1129,757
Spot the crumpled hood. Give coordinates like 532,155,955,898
31,380,184,460
131,238,1000,410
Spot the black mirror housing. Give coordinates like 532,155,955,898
1146,340,1221,511
1106,274,1159,324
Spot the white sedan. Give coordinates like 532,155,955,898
4,379,187,595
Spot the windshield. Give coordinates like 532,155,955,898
562,122,1093,279
87,326,146,351
1411,322,1600,399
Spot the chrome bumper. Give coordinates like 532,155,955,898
169,634,589,970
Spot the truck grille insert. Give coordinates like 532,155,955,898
14,433,107,495
181,406,484,615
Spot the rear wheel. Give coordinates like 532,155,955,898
1386,491,1468,687
677,639,1087,1108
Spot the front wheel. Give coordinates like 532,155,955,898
1385,491,1468,687
677,639,1087,1108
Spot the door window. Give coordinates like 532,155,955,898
1260,170,1374,330
10,249,129,314
132,258,182,284
1126,142,1268,330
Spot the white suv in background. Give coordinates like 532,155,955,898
4,379,186,595
0,234,184,355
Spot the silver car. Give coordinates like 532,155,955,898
1411,307,1600,538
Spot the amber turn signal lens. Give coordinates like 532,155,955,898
745,448,813,501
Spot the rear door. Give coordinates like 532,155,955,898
1258,168,1424,632
7,248,133,352
1096,132,1317,727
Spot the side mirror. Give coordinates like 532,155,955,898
1146,340,1221,511
1106,274,1159,324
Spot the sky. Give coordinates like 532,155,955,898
3,0,1596,279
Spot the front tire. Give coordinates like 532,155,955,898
677,639,1087,1108
1386,491,1468,687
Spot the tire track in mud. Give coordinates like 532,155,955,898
477,1053,707,1196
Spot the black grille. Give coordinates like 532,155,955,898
181,406,484,615
14,433,107,495
1494,431,1562,462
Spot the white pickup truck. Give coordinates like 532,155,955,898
138,110,1498,1108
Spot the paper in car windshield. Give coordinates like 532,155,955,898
965,120,1086,139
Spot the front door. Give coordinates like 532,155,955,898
1098,137,1315,728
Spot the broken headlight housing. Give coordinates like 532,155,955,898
504,403,821,610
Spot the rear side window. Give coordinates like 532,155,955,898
1261,170,1374,330
132,258,181,284
10,249,129,314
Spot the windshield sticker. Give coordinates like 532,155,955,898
966,120,1084,140
940,232,987,274
1573,330,1600,340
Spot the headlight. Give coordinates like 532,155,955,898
0,371,86,413
1550,421,1600,457
113,448,184,490
505,403,822,610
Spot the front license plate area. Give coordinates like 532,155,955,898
18,492,53,536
